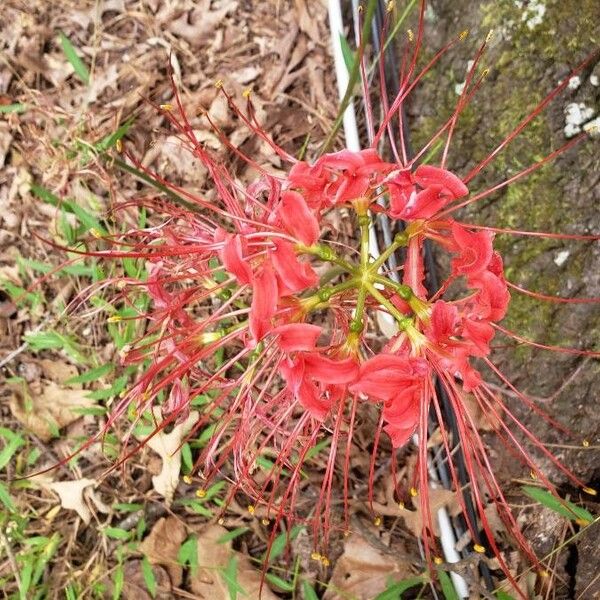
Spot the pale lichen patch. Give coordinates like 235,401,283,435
564,102,596,138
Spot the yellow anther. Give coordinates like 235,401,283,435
159,103,173,111
576,518,591,526
320,556,330,567
217,517,225,525
261,518,270,526
242,88,252,99
107,315,122,323
373,516,382,527
115,138,123,153
433,556,443,565
582,439,590,447
398,501,405,510
459,30,469,41
247,504,255,515
386,1,394,12
182,475,192,484
90,228,103,239
407,29,414,42
311,551,321,561
530,470,538,480
486,30,494,43
539,569,550,578
583,486,597,496
473,544,486,554
196,489,206,498
214,79,224,89
482,68,490,78
410,487,418,497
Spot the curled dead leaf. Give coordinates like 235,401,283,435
191,524,278,600
34,477,108,525
136,408,199,504
139,516,187,587
119,560,173,600
9,380,95,441
323,534,413,600
402,488,462,538
39,358,79,385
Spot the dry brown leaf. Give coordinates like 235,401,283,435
120,560,173,600
0,121,12,169
154,133,210,187
293,0,321,43
167,1,239,45
9,380,95,441
139,516,187,587
137,408,199,504
190,524,278,600
323,534,412,600
401,488,462,538
463,393,499,431
39,358,79,384
40,477,108,525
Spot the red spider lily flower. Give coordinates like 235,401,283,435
249,261,278,343
270,239,318,296
215,229,254,285
382,395,421,449
271,323,323,352
277,190,320,246
41,9,600,599
350,353,429,403
450,221,495,277
388,165,469,220
288,160,330,209
280,353,358,420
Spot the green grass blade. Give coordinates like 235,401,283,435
59,32,90,85
339,33,355,72
374,576,426,599
522,485,594,524
0,103,27,114
438,570,460,600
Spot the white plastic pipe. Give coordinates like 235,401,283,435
327,0,361,152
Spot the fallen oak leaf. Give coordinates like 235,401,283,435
139,516,187,587
8,380,95,441
323,533,414,600
34,476,107,525
136,408,199,505
190,524,279,600
371,487,462,538
39,358,80,385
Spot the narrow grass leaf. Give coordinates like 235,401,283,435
0,103,27,114
59,32,90,85
438,570,459,600
0,481,16,511
339,34,355,72
103,527,132,541
217,527,249,544
141,556,157,598
262,525,304,563
302,581,319,600
374,576,426,599
220,556,246,600
265,573,295,592
178,535,199,576
66,364,113,385
522,485,594,524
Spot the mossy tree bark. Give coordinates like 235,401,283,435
407,1,599,595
